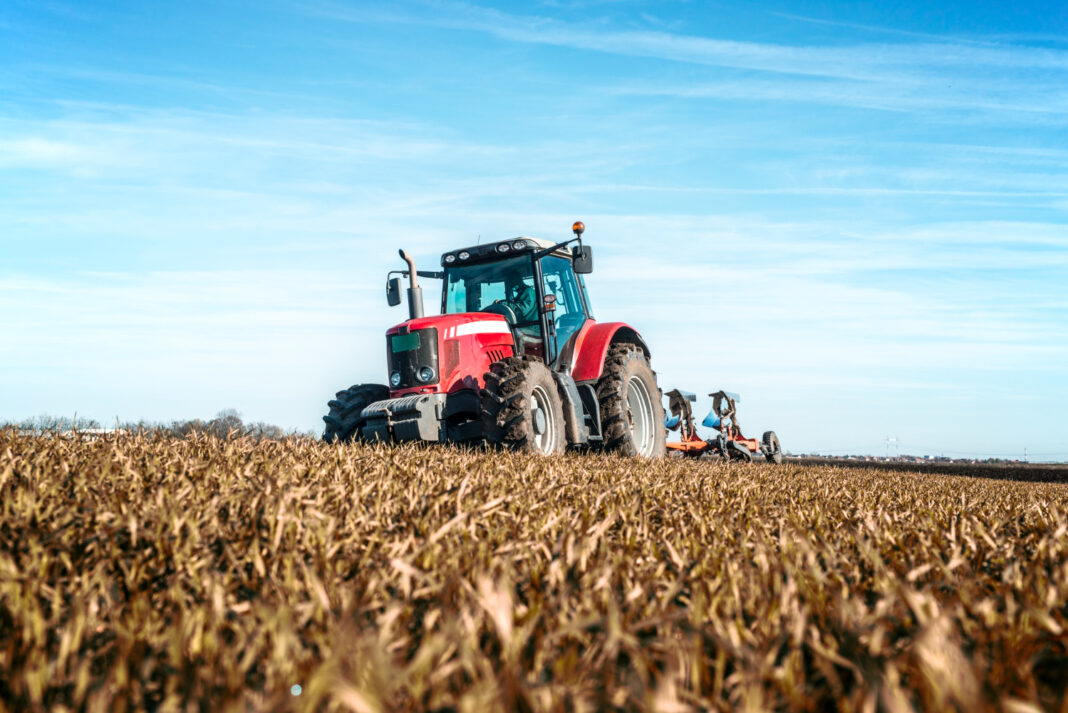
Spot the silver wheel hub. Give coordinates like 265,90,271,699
532,408,546,435
625,375,656,457
530,384,557,453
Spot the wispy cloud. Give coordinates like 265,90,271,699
313,1,1068,75
609,76,1068,120
767,12,1003,46
306,1,1068,119
0,137,101,167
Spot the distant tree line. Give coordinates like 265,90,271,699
3,409,303,439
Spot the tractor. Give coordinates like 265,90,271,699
665,389,782,464
322,221,666,457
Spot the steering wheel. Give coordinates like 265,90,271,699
481,301,518,325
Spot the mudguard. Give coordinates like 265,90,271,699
570,321,651,383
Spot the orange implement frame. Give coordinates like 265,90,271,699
666,433,762,457
666,434,711,456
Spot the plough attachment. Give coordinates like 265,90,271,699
664,389,782,464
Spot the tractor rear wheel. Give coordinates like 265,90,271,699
762,431,783,464
481,356,565,455
322,383,389,443
596,344,666,458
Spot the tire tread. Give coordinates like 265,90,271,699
322,383,390,442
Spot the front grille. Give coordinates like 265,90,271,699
387,327,439,389
487,349,506,364
442,339,461,376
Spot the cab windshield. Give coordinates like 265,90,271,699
443,255,537,323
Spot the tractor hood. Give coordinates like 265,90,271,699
386,312,512,338
384,313,516,397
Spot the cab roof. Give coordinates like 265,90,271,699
440,236,571,267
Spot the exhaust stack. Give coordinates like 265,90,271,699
398,249,425,320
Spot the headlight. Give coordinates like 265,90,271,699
512,240,528,250
417,366,436,383
444,254,456,264
458,251,470,260
496,243,510,253
390,371,401,387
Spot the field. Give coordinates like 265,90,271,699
2,432,1067,712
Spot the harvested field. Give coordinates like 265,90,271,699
2,431,1067,712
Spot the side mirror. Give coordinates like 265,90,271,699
386,277,402,307
572,245,593,274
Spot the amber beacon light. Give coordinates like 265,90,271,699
572,221,585,237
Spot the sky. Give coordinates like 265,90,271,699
2,0,1067,458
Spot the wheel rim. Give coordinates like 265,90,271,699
530,384,557,454
625,376,656,457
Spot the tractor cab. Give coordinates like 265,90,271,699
439,233,593,368
322,221,666,458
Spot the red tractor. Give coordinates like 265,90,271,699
322,222,666,457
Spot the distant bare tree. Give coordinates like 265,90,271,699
118,419,163,435
207,409,244,437
6,410,295,440
14,414,101,433
169,418,206,437
246,422,284,439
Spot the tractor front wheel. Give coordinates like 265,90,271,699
481,356,566,455
322,383,389,442
596,344,666,458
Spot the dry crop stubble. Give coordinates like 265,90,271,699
1,430,1067,712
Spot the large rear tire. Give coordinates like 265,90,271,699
322,384,389,443
595,344,667,458
481,356,566,455
762,430,783,464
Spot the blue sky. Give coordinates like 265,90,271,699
2,1,1067,458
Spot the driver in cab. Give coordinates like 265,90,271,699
499,268,537,325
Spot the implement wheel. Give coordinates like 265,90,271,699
322,383,389,442
762,431,783,464
481,356,565,455
596,344,666,458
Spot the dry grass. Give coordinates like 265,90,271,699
2,431,1067,712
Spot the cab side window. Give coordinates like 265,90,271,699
540,255,588,355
